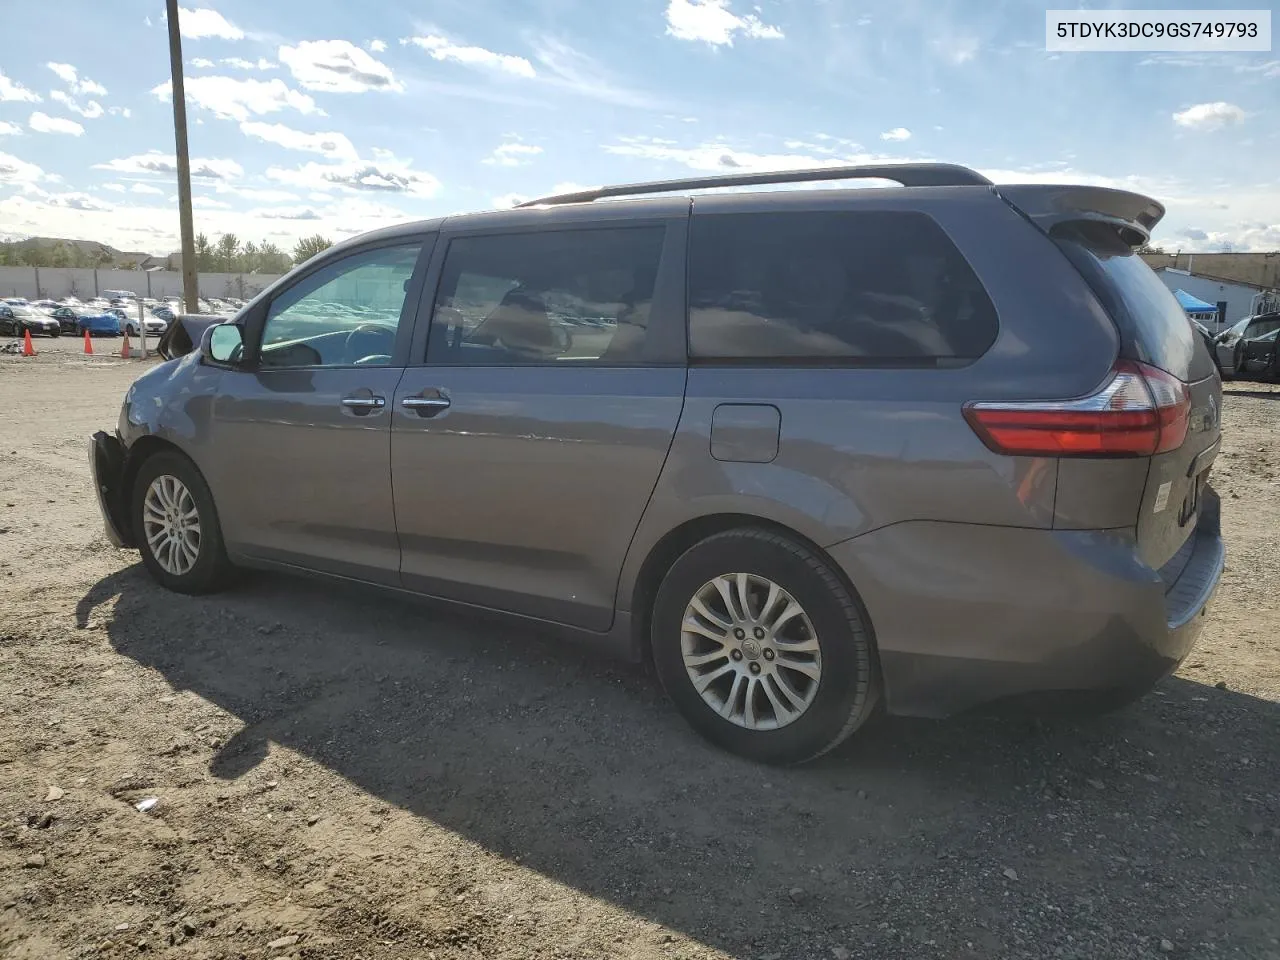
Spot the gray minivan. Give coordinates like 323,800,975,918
90,163,1224,764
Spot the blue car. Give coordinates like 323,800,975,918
77,311,122,337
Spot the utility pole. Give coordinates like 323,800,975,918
165,0,199,315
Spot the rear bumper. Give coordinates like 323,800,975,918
828,490,1224,718
89,431,132,548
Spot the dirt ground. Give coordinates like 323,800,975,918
2,335,1278,960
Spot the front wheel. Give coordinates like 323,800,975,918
131,451,235,594
651,528,879,765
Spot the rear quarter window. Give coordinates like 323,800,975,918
1053,222,1215,382
687,210,999,363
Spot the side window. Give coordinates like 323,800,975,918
426,226,665,365
259,243,422,368
1250,319,1280,340
688,211,998,362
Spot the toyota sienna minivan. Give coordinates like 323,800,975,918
90,163,1224,764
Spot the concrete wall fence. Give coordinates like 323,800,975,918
0,267,285,302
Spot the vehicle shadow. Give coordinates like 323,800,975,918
82,565,1280,957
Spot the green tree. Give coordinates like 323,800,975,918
239,240,259,273
49,242,70,267
292,234,332,265
215,233,241,272
257,241,290,273
194,232,215,271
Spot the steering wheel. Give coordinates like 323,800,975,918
344,323,396,365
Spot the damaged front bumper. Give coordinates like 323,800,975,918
89,431,133,548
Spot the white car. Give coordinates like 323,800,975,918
120,312,168,337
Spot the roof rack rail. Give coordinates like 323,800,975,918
515,163,992,207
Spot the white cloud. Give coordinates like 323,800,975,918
190,57,215,68
266,157,441,198
131,183,164,195
880,127,911,142
250,204,325,220
278,40,403,92
603,136,881,174
177,7,244,40
94,151,244,181
0,121,21,136
0,70,41,103
491,192,529,208
222,57,276,70
484,142,543,167
152,76,320,122
1173,102,1246,131
0,150,46,183
932,36,980,65
213,184,300,202
402,35,536,78
664,0,783,46
46,62,108,96
29,111,84,136
191,196,230,208
530,37,661,109
368,39,387,53
239,121,359,161
102,183,126,192
108,106,132,118
50,90,105,119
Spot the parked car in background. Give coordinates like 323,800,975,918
89,163,1224,764
116,309,167,338
32,299,60,313
1,303,61,337
1214,313,1280,378
151,305,176,322
77,311,123,337
3,297,31,307
1234,328,1280,380
51,306,90,335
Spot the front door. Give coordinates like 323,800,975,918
208,238,430,584
391,221,688,630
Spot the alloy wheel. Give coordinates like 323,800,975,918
680,573,822,730
142,474,202,576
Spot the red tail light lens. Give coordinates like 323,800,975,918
964,361,1191,458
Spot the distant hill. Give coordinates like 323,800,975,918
0,237,162,269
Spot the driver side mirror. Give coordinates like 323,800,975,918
201,322,244,366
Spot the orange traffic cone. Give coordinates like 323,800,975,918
83,328,93,355
120,330,131,359
22,330,35,357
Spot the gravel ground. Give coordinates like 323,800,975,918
1,336,1278,960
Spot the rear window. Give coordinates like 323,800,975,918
687,210,999,363
1053,222,1214,381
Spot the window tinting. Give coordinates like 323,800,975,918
427,227,665,365
687,211,998,362
1054,222,1212,381
260,243,421,368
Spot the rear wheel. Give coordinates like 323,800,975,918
131,451,235,594
651,528,879,764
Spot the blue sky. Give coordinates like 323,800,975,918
0,0,1276,255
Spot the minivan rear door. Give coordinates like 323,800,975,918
1051,221,1222,571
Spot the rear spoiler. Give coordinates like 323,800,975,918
994,185,1165,247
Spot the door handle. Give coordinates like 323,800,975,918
341,394,386,411
401,392,451,417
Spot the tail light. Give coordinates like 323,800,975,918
964,361,1190,457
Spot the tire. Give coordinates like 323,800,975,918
131,450,235,594
651,528,879,765
50,328,60,338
